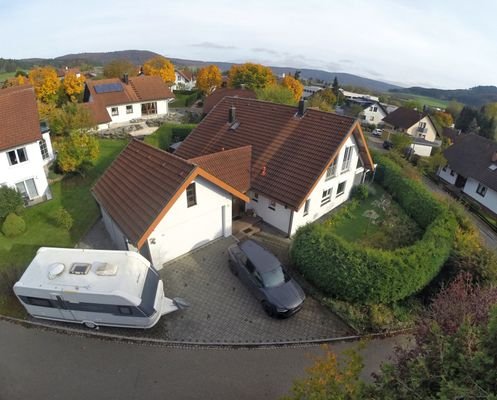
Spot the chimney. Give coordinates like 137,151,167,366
297,98,306,117
123,73,129,84
228,105,236,124
492,151,497,163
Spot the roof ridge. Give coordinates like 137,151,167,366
188,145,252,162
129,138,195,167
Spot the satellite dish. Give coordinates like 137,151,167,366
48,263,65,280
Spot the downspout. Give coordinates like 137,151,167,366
287,209,294,238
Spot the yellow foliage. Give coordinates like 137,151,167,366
142,56,175,84
63,72,86,102
28,66,60,103
228,63,275,90
56,132,99,174
36,101,57,120
196,65,222,94
282,75,304,100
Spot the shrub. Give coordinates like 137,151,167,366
2,213,26,237
54,207,73,230
350,184,369,200
0,264,24,299
0,186,23,220
292,154,457,304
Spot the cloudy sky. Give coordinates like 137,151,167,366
0,0,495,89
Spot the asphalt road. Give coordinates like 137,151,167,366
0,321,409,400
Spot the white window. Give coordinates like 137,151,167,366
111,107,119,116
476,183,487,197
186,183,197,207
341,147,353,172
268,200,276,210
303,199,311,216
7,147,28,165
373,106,378,112
419,122,427,129
369,116,374,121
325,160,337,181
336,181,346,197
321,189,331,206
39,139,49,160
442,165,448,172
16,178,38,200
126,105,133,114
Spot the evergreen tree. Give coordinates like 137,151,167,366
332,76,340,96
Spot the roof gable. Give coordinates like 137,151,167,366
382,107,424,129
176,97,374,209
0,84,42,151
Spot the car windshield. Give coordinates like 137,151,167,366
261,266,286,288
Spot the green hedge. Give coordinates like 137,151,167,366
291,155,457,304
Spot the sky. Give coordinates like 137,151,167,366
1,0,496,89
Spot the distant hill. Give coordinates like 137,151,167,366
390,86,497,108
55,50,160,66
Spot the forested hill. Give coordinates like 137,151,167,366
390,86,497,108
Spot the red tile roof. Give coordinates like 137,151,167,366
92,139,249,248
0,84,42,152
176,97,374,210
203,88,256,115
176,69,194,82
189,146,252,193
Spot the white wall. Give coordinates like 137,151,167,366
359,103,387,126
246,192,292,234
290,135,362,235
0,140,51,201
438,165,458,185
41,132,54,166
406,115,437,142
410,143,433,157
147,176,232,267
104,99,170,127
463,177,497,215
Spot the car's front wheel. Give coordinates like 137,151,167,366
228,260,238,276
262,301,276,318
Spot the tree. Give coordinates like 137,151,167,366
48,103,93,136
196,65,222,94
1,75,27,89
293,70,301,80
0,186,23,220
455,106,478,132
63,72,85,102
446,100,464,120
142,56,175,84
432,111,454,128
28,66,60,103
255,84,297,106
56,132,99,175
103,60,136,79
332,76,340,96
390,132,413,153
281,75,304,101
228,63,275,90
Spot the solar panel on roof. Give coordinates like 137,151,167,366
94,83,124,94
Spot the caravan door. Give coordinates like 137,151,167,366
50,294,76,321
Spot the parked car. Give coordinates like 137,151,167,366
228,240,305,318
372,128,383,137
383,140,394,150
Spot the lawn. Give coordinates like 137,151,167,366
328,185,422,250
0,71,16,84
391,92,449,109
169,90,200,108
144,123,197,150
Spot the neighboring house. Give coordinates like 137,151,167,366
302,85,324,99
0,85,54,204
202,87,256,116
438,134,497,216
382,107,441,156
358,101,389,126
92,140,249,267
339,88,379,102
83,75,174,130
172,70,196,91
176,97,375,238
441,127,462,144
57,67,82,79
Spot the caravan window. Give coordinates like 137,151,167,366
27,297,53,307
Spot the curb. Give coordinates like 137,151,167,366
0,314,412,349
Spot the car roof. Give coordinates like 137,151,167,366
238,240,281,272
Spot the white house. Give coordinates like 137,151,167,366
171,70,196,91
438,134,497,216
358,102,388,126
83,75,175,130
92,140,249,267
382,107,441,156
0,85,54,204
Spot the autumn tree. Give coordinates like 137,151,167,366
255,84,297,106
228,63,275,90
56,132,99,175
103,59,136,79
307,89,337,112
282,75,304,101
1,75,27,89
432,111,454,128
28,66,60,103
63,72,85,102
48,103,93,136
143,56,175,84
196,65,222,94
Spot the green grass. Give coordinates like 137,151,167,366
0,71,16,84
391,92,449,109
169,90,200,108
144,123,197,150
328,185,422,249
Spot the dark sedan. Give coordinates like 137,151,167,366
228,240,305,318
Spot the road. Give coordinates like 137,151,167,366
0,321,409,400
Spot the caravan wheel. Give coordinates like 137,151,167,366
83,321,97,329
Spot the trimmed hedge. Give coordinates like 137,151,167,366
291,155,457,304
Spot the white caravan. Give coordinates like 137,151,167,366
14,247,182,329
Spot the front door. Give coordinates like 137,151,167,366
455,174,467,188
50,294,76,320
232,198,245,220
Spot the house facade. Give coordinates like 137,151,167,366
172,70,196,91
438,134,497,216
358,102,388,126
0,85,54,204
382,107,440,156
83,75,174,130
